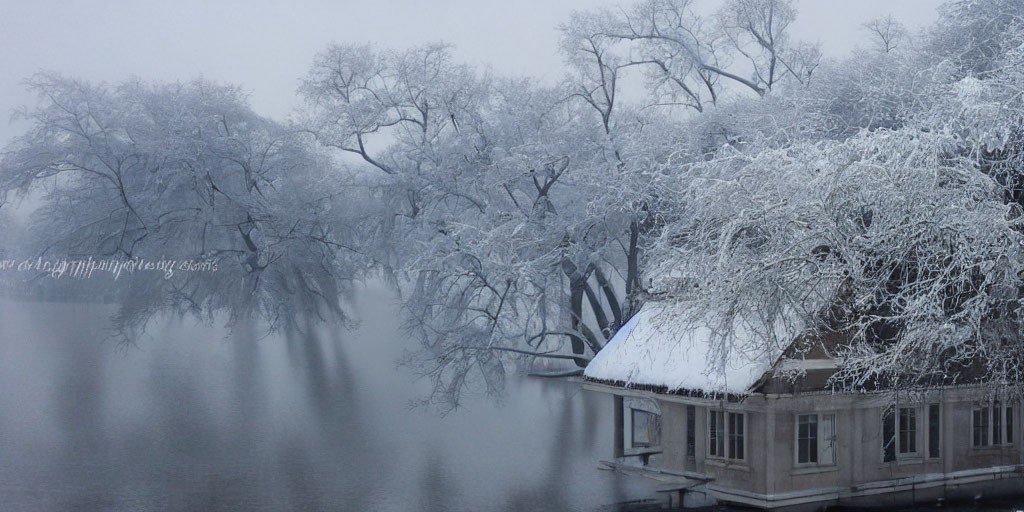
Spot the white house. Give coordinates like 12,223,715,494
583,303,1024,510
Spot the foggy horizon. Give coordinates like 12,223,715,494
2,0,1024,510
1,0,944,146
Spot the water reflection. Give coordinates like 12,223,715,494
0,295,655,511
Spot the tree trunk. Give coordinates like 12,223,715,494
625,219,642,317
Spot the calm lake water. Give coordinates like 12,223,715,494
0,293,658,511
4,294,1023,512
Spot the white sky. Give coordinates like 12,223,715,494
0,0,945,146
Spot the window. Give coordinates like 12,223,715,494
927,404,941,459
709,410,725,457
686,405,696,458
821,414,836,464
796,413,836,465
882,405,920,462
728,412,745,460
994,401,1002,445
623,397,661,452
797,414,818,464
1003,403,1011,444
709,410,744,460
882,407,896,462
898,407,917,454
631,409,660,448
973,401,1013,448
973,407,990,446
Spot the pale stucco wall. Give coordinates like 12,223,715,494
601,385,1022,501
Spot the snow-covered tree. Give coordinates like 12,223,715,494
6,0,1024,405
863,15,909,55
298,36,684,408
649,126,1024,388
558,0,820,114
643,1,1024,392
0,74,361,335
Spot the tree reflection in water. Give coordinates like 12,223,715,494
0,296,656,511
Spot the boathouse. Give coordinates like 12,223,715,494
582,303,1024,510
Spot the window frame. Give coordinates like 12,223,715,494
971,400,1014,449
897,406,919,456
708,409,746,461
972,406,990,447
708,410,725,458
794,412,837,467
882,404,924,463
630,408,661,449
1009,403,1015,445
728,411,745,460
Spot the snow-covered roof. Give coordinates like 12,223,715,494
583,303,786,395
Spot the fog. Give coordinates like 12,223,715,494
0,288,655,511
4,0,1024,510
0,0,944,146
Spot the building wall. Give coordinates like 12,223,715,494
658,401,687,468
603,385,1023,504
622,398,769,494
761,397,851,496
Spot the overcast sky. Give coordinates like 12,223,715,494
0,0,946,146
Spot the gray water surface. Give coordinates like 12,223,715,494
0,294,656,511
